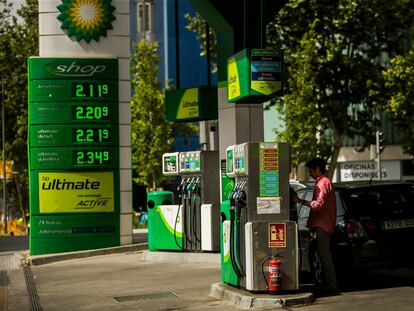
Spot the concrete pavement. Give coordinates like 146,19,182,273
2,232,414,311
3,246,314,311
9,250,238,311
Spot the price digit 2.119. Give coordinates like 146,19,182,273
73,83,111,98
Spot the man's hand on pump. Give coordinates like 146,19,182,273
292,194,309,207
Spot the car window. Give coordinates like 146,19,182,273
342,184,414,220
296,190,312,218
342,189,380,219
296,190,344,221
378,185,414,219
336,192,346,218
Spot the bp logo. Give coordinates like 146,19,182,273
57,0,116,43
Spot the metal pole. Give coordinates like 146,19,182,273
1,71,6,234
378,152,382,181
13,172,26,233
376,131,382,181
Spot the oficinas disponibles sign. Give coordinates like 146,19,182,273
28,57,120,255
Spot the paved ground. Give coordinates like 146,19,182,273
2,250,414,311
1,231,414,311
9,251,239,311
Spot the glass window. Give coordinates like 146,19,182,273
137,1,153,33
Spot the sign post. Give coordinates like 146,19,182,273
28,57,120,255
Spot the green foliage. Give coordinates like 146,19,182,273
268,0,414,177
371,48,414,155
0,0,38,216
184,12,217,73
130,40,174,190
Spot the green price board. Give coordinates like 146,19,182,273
28,57,121,255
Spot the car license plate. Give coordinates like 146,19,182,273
384,219,414,230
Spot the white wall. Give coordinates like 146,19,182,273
38,0,132,245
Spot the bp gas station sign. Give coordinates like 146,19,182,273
28,57,120,255
227,49,283,103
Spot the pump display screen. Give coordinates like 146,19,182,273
163,155,178,174
226,149,234,174
73,83,111,98
235,157,245,173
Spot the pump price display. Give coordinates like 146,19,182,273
73,104,110,121
72,128,111,143
73,83,111,98
73,150,111,166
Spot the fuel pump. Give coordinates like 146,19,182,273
221,142,299,292
164,151,220,252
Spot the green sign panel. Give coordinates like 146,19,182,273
165,86,218,122
30,214,119,254
227,49,283,103
30,147,119,170
28,57,120,255
28,58,118,80
30,124,118,147
29,80,118,102
29,101,117,125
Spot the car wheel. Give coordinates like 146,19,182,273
309,247,325,287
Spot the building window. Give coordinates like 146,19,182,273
137,1,153,34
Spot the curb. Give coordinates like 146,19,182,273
30,243,148,266
141,250,220,264
210,283,314,309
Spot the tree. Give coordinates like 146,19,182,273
371,48,414,156
130,40,174,190
268,0,414,178
184,12,217,73
0,0,38,221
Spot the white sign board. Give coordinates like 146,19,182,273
340,161,401,181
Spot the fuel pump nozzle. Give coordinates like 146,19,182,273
177,178,186,193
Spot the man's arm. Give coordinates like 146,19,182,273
300,181,329,210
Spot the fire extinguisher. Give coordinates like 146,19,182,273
262,251,283,294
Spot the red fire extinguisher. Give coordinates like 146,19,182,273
262,252,283,294
268,257,282,293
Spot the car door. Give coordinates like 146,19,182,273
296,189,314,271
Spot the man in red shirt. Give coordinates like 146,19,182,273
293,157,338,294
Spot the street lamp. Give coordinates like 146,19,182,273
0,28,6,234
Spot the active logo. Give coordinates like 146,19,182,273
57,0,116,43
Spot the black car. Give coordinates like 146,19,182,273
296,181,414,286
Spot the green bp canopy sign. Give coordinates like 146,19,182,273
57,0,116,43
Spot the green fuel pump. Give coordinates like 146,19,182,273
220,142,299,292
148,151,220,253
